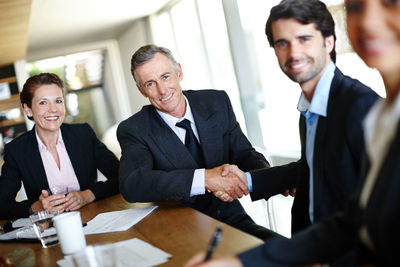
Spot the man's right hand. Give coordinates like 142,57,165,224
205,164,249,201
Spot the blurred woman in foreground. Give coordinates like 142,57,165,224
0,73,119,219
184,0,400,266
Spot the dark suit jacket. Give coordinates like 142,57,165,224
0,123,120,219
239,122,400,267
117,90,269,223
250,68,379,233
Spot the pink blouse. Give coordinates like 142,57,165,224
36,129,80,194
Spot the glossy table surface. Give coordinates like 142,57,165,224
0,194,263,266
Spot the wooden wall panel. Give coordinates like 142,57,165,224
0,0,31,67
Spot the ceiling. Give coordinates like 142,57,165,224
0,0,170,67
0,0,31,67
0,0,343,68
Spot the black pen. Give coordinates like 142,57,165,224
204,224,223,261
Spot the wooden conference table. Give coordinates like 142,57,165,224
0,194,263,266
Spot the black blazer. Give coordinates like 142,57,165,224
0,123,120,219
239,122,400,267
117,90,269,221
250,68,379,233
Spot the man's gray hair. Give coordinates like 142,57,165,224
131,44,179,88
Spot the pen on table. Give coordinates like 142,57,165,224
204,224,223,261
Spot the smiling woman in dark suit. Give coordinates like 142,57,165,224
0,73,119,219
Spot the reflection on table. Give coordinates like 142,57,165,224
0,194,264,266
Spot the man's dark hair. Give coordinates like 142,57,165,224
265,0,336,62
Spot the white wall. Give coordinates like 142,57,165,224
117,18,151,115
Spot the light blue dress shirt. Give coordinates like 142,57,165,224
297,61,335,222
246,62,335,222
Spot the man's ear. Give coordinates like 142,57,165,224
177,63,183,82
325,35,335,54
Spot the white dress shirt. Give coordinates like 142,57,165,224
157,96,205,196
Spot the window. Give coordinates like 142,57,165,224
27,50,115,137
236,0,385,158
150,0,246,130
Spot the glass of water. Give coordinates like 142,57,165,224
29,210,59,248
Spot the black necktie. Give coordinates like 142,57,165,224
176,119,205,167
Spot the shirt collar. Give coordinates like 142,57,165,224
35,128,64,152
157,96,195,127
297,61,335,117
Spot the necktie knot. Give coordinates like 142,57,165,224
176,119,192,131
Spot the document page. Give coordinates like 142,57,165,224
57,237,171,267
83,206,158,235
0,206,157,240
0,224,56,240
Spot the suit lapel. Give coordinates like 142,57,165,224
25,127,50,189
149,91,223,169
61,125,83,184
313,69,343,173
186,92,223,168
149,109,200,169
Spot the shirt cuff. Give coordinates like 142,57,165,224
190,168,206,196
246,172,253,192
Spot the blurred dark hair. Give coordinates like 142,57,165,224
20,73,64,120
265,0,336,62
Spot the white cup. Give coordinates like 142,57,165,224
53,211,87,255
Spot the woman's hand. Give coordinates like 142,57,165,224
64,189,96,211
31,189,68,214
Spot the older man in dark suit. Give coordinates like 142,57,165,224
117,44,278,240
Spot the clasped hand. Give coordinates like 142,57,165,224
32,189,87,214
205,164,248,202
205,164,297,202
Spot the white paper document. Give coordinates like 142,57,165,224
12,218,31,228
57,237,171,267
0,223,56,240
0,206,157,240
83,206,158,235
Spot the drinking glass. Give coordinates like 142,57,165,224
50,186,70,195
29,210,59,248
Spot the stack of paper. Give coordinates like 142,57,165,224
0,206,157,241
57,238,171,267
0,224,56,240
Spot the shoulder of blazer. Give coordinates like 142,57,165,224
60,123,96,142
328,67,378,109
117,104,158,136
183,89,227,105
4,127,36,153
183,89,229,118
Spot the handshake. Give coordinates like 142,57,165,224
204,164,248,202
205,164,296,202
